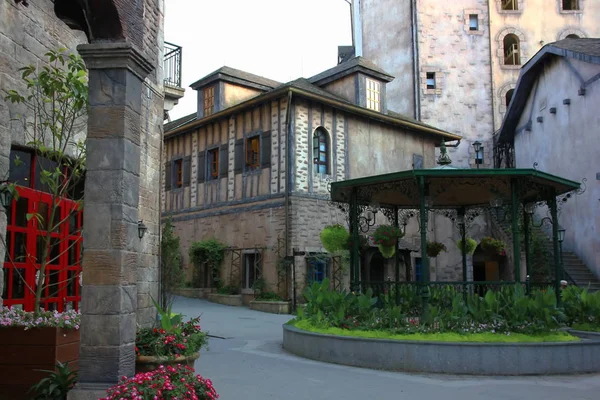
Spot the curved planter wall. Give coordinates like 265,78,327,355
283,325,600,375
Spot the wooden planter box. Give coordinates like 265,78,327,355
250,300,292,314
207,293,243,307
0,327,80,400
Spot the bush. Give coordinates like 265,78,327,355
255,291,283,301
320,224,350,253
562,286,600,329
189,239,227,288
217,285,240,295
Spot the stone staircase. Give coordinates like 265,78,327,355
489,211,600,291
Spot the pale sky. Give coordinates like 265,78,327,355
164,0,352,119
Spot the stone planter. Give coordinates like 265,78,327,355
173,288,213,299
283,324,600,375
207,293,243,306
136,353,199,373
250,300,291,314
0,327,79,400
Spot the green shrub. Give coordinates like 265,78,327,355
217,285,241,295
189,239,227,288
256,291,283,301
562,286,600,328
320,225,350,253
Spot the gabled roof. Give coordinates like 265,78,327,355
190,66,281,91
165,76,460,142
308,56,394,86
497,38,600,143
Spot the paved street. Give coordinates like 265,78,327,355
174,296,600,400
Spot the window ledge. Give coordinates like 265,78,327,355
559,10,582,14
466,30,484,35
498,10,522,14
500,64,522,70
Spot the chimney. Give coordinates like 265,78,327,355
351,0,363,57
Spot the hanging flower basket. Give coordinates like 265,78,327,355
426,241,447,258
346,234,369,253
372,225,403,247
320,224,350,253
378,244,396,259
480,237,506,256
456,237,477,256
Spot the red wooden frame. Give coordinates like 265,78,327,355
2,186,82,312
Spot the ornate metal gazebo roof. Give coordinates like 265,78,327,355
330,168,580,209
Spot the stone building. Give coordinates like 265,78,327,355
495,38,600,288
0,0,177,327
356,0,599,169
163,58,461,303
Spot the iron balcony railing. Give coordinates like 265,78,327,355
164,42,182,88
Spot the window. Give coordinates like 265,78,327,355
203,86,215,116
245,136,260,170
503,34,520,65
313,128,329,175
366,78,381,111
243,252,260,289
469,14,479,31
501,0,518,11
426,72,436,89
174,159,183,188
207,148,219,180
505,89,515,107
562,0,579,10
307,257,329,284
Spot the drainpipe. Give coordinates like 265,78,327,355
411,0,421,120
486,1,496,149
283,91,296,310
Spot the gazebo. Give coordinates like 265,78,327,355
330,156,581,304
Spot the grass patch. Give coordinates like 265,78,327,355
290,319,579,343
572,323,600,332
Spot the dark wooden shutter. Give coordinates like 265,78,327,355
165,162,172,190
183,156,191,186
261,131,271,169
197,151,206,183
219,144,228,178
234,139,244,174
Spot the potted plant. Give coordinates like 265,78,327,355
0,307,81,399
135,300,208,373
372,225,404,259
29,361,78,400
480,236,507,256
426,241,447,258
320,224,350,253
101,364,218,400
456,237,477,256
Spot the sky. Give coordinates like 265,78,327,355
164,0,352,119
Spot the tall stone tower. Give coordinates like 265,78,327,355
357,0,599,168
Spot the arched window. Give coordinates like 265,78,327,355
505,89,514,107
503,34,520,65
566,34,580,39
501,0,518,10
313,128,329,175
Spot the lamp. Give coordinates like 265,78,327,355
138,220,148,239
473,141,483,169
558,228,565,243
0,183,13,208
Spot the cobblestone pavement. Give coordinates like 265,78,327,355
174,296,600,400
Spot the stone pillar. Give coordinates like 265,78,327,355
69,42,153,399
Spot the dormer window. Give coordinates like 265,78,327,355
366,78,381,111
203,86,215,116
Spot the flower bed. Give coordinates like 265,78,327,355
101,364,218,400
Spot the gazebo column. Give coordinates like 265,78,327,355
510,179,521,282
522,206,531,278
393,206,400,282
349,188,360,292
418,176,430,314
548,190,562,303
459,207,467,282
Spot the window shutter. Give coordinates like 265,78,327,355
219,144,228,178
197,152,206,183
183,156,191,186
261,131,271,168
234,139,244,174
165,162,172,190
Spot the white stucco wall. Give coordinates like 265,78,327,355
514,56,600,278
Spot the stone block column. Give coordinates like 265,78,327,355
69,42,153,399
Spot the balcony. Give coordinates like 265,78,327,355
163,42,185,117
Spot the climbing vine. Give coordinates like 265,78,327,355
189,239,227,289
